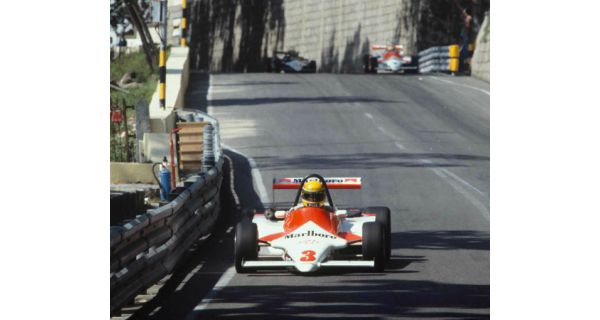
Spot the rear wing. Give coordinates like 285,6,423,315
273,177,362,190
372,45,403,51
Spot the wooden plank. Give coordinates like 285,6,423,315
180,153,203,161
177,122,208,127
178,135,202,143
181,163,202,171
179,141,203,145
179,143,203,153
178,127,204,134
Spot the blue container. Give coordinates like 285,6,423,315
159,168,171,201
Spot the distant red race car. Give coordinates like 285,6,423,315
363,45,418,74
234,174,392,274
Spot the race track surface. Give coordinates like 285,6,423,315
133,73,489,320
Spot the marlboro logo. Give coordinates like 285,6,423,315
284,229,337,240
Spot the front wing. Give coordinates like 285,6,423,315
243,260,374,268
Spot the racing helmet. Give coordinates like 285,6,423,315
301,180,326,207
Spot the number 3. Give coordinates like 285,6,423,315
300,250,316,262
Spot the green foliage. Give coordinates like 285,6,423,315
110,51,159,105
110,51,159,162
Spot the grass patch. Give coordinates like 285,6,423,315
111,51,159,105
110,50,164,162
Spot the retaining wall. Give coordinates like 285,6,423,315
188,0,489,73
471,12,490,82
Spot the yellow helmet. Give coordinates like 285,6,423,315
301,180,326,207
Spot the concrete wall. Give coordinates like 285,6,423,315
471,12,490,82
148,47,190,133
111,163,156,184
188,0,489,73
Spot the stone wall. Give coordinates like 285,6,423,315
471,12,490,82
188,0,489,73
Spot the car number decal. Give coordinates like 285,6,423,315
300,250,316,262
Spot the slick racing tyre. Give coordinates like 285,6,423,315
234,221,258,273
364,207,391,261
362,222,386,272
370,57,378,73
363,54,371,73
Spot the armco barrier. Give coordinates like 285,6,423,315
418,44,459,74
110,160,223,314
110,109,223,314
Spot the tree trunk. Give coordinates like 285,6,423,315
125,0,157,70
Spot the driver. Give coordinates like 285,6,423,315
300,180,326,208
265,179,330,220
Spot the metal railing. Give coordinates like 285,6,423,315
110,111,223,314
418,44,460,74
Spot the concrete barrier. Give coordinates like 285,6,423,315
471,12,490,82
189,0,490,73
148,47,190,133
144,47,190,166
110,163,156,184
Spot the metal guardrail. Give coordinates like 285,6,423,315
418,44,460,74
110,111,223,314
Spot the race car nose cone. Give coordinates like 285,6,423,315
295,263,319,273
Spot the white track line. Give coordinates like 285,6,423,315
175,263,205,292
429,76,490,96
188,75,270,317
363,112,489,220
187,266,237,315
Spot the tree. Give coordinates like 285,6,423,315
110,0,157,70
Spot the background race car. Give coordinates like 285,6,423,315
363,45,418,74
235,174,392,274
265,50,317,73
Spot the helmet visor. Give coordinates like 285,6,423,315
302,191,325,203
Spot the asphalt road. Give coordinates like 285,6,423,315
132,73,489,320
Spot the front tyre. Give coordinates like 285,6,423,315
364,207,391,261
234,221,258,273
362,222,386,272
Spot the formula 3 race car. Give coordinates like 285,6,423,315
266,50,317,73
363,44,418,74
234,174,391,273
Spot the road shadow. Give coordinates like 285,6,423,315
185,279,489,319
392,230,490,251
125,150,264,320
185,72,210,112
251,152,488,170
212,81,299,86
209,96,400,107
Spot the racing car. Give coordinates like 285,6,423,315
234,174,391,273
363,44,418,74
266,50,317,73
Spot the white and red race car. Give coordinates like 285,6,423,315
234,174,391,273
363,45,418,74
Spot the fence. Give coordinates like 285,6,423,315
418,44,460,74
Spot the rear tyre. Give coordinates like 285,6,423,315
370,57,378,74
307,60,317,73
364,207,391,261
234,221,258,273
363,54,371,73
362,222,385,272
